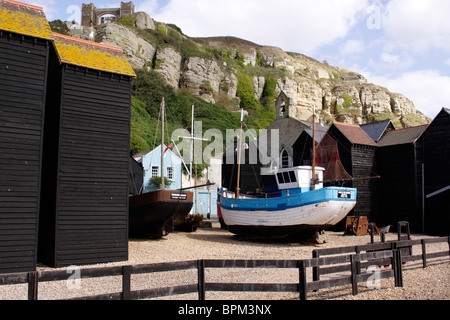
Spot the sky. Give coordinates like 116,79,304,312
29,0,450,119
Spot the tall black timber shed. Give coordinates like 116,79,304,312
327,122,379,223
0,0,53,274
38,33,136,268
376,125,428,233
422,108,450,236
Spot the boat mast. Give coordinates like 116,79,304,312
160,97,165,190
312,105,316,191
236,109,244,199
190,104,194,187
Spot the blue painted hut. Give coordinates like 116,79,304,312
134,145,183,193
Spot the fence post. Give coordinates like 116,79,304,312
370,223,375,244
350,255,359,296
197,260,205,301
355,246,361,274
392,250,403,288
397,250,403,287
122,266,132,300
312,250,320,284
421,239,427,269
448,236,450,257
298,260,307,301
28,271,38,301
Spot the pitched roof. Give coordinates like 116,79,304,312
0,0,52,40
377,125,429,147
52,32,136,77
360,120,395,142
332,122,377,146
300,121,330,144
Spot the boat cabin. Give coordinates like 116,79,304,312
275,166,325,192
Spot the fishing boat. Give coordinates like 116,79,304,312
219,109,357,240
129,98,193,238
129,189,193,238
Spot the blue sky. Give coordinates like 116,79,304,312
30,0,449,119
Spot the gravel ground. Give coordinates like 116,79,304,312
1,220,449,301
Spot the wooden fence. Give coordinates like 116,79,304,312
0,236,448,300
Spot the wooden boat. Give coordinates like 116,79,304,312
129,189,193,238
219,108,357,240
129,98,193,238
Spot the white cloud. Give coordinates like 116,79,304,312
382,0,450,53
366,70,450,119
28,0,59,21
138,0,369,55
339,39,365,56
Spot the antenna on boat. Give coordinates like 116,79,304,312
236,108,245,199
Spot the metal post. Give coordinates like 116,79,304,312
160,98,165,190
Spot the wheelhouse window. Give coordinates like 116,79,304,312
277,171,297,184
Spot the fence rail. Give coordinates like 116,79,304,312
1,236,448,301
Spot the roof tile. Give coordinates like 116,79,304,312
333,122,378,146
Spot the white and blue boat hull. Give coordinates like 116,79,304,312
220,187,357,239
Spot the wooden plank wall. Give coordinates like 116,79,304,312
423,111,450,235
0,33,49,273
222,144,263,195
351,145,378,221
377,144,421,231
39,60,132,268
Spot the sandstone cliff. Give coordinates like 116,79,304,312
88,12,429,128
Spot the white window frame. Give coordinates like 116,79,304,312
167,167,174,180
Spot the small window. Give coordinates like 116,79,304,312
283,172,290,183
289,171,297,183
277,172,285,184
152,166,159,177
167,167,174,180
281,150,289,168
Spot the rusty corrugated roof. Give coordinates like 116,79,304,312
52,33,136,77
333,122,378,147
0,0,52,40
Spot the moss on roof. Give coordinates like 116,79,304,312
52,33,136,77
0,0,52,40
